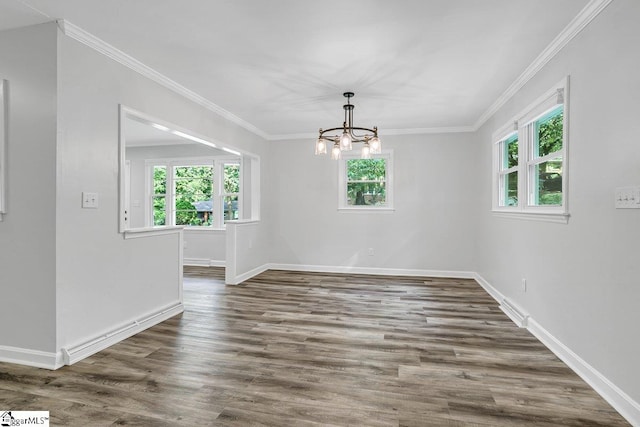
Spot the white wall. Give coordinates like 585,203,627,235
474,0,640,408
266,132,477,273
225,220,270,284
52,24,268,355
0,23,58,355
2,12,637,421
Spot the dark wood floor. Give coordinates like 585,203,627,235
0,267,629,426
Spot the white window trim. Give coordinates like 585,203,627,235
338,150,394,212
492,76,570,224
145,156,241,230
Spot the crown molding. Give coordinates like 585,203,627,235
56,0,611,141
382,126,476,135
472,0,613,131
56,19,269,140
267,125,475,141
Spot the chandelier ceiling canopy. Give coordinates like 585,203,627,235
315,92,381,160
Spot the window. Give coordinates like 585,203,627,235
529,106,563,206
152,165,167,226
148,158,240,228
222,162,240,221
493,77,569,222
338,151,393,210
173,165,214,226
497,132,519,207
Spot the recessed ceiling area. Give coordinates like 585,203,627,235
0,0,590,137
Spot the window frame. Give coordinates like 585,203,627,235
492,77,570,223
145,157,242,229
338,150,394,212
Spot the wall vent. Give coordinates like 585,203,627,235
500,298,530,328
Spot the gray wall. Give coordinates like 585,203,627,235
55,30,269,351
1,2,637,416
474,0,640,403
266,132,478,272
0,23,58,353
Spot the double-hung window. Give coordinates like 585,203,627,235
147,158,240,228
338,151,394,210
173,164,214,226
493,77,569,222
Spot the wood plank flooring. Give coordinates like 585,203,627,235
0,267,630,426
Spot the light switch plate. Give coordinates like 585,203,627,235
615,186,640,209
82,192,99,209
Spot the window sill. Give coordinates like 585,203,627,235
338,207,395,214
492,209,570,224
124,226,184,239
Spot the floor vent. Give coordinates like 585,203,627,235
61,303,183,365
500,298,529,328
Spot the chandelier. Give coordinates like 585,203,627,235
315,92,381,160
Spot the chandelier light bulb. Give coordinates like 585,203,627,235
369,136,381,154
340,131,352,151
361,142,371,159
331,142,342,160
315,138,327,155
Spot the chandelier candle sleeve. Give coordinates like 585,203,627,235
331,142,341,160
315,92,381,159
315,138,327,155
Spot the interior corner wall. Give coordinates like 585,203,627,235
0,23,58,354
55,26,268,352
474,0,640,405
265,132,478,273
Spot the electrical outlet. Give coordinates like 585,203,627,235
368,248,375,256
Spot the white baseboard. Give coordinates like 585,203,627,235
61,303,184,366
226,263,269,285
472,273,506,302
268,263,476,279
527,318,640,426
183,257,225,267
474,273,639,426
0,345,64,370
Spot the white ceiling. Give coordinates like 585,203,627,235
0,0,591,138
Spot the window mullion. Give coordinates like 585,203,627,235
516,126,527,210
213,160,222,228
529,150,563,166
168,164,175,226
